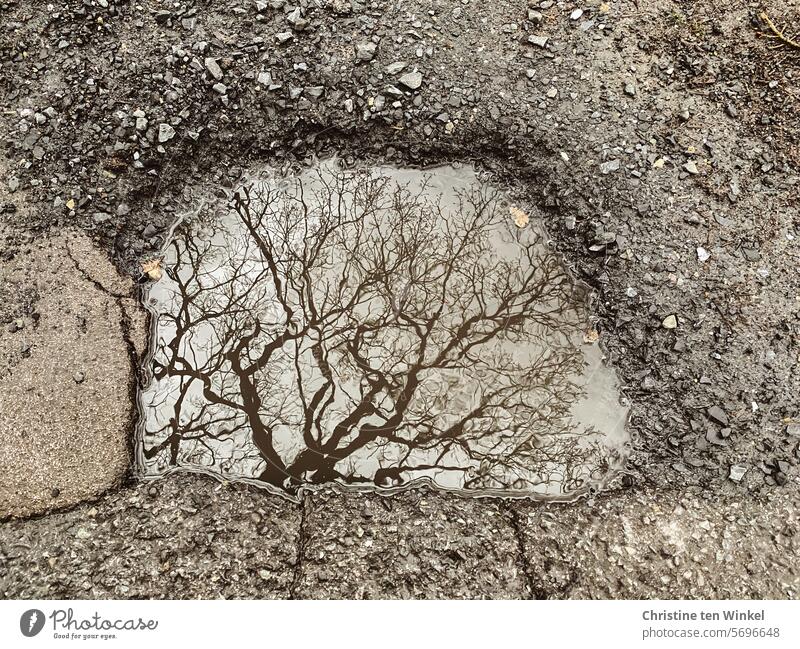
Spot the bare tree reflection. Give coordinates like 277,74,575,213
142,168,612,495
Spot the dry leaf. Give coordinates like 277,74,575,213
141,258,163,281
509,206,529,228
583,329,599,344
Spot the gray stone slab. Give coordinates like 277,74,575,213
0,475,301,598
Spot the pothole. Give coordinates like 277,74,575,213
136,161,629,501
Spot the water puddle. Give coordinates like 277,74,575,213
137,161,629,501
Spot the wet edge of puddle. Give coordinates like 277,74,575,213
133,158,632,505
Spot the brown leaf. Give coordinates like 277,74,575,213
509,206,529,228
141,258,163,281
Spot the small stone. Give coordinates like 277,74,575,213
742,247,761,262
212,83,227,94
276,31,293,44
398,71,423,90
707,405,729,426
624,82,636,96
546,87,558,98
696,246,711,262
729,465,747,482
600,159,620,174
204,57,223,81
257,70,273,87
286,7,308,30
73,371,86,384
356,42,377,62
528,35,548,48
306,86,325,99
570,8,584,20
662,314,678,329
386,61,407,74
528,10,543,23
684,160,699,174
787,423,800,437
158,123,175,143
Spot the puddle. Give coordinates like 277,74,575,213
137,161,629,501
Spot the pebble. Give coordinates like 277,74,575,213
707,405,729,426
286,7,307,30
528,35,548,48
684,160,699,175
204,57,223,81
257,71,273,87
662,314,678,329
158,123,175,143
696,246,711,262
528,10,543,24
356,42,377,62
570,8,584,20
600,159,620,174
398,71,423,90
73,371,86,384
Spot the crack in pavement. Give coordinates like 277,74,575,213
64,243,133,301
288,494,310,599
503,502,544,600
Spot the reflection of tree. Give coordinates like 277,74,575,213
143,169,608,495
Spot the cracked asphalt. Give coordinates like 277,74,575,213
2,473,798,599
